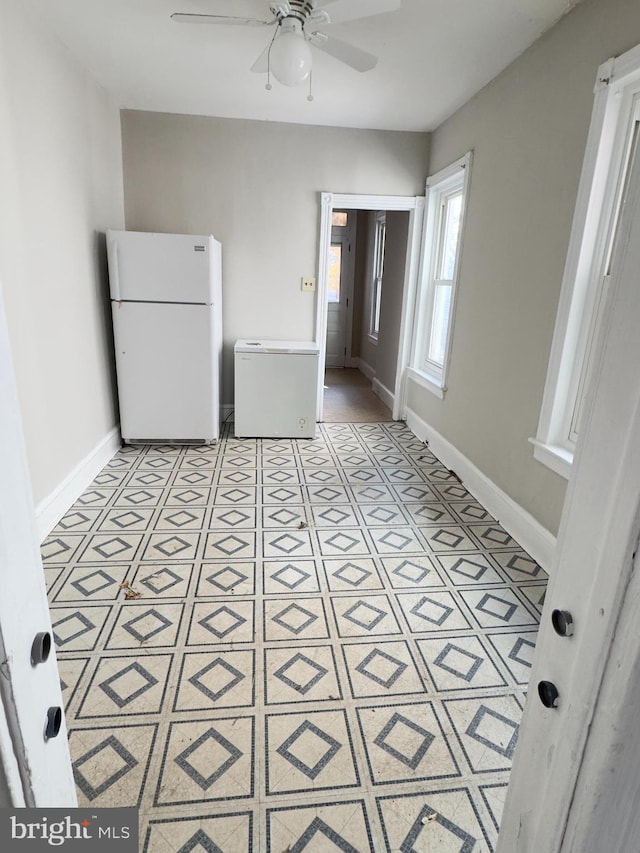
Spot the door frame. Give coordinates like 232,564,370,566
316,192,425,421
497,107,640,851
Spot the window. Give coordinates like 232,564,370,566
369,212,386,341
409,152,472,397
332,211,349,227
532,45,640,478
328,243,342,303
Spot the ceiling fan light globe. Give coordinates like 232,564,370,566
270,30,312,86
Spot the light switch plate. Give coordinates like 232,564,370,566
301,277,316,292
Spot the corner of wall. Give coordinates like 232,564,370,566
35,427,121,541
405,405,557,573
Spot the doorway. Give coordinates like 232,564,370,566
323,207,392,421
315,193,425,422
325,209,355,369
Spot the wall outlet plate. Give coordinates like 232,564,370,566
301,277,316,292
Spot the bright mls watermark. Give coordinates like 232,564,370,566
0,809,138,851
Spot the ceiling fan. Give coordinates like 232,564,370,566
171,0,402,89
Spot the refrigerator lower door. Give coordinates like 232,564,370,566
112,301,219,443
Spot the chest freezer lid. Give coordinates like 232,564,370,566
235,339,319,355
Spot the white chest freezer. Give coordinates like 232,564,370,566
234,340,319,438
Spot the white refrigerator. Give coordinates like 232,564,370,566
107,230,222,444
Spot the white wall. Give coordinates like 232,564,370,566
121,111,430,403
406,0,640,536
0,0,125,507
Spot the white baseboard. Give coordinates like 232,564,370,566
356,358,376,381
405,407,556,573
36,426,121,542
372,377,395,413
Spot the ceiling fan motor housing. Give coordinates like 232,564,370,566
269,2,291,18
270,1,315,26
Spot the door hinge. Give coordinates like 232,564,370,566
344,347,347,355
346,297,349,307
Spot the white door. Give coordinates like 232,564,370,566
325,211,355,369
0,284,76,805
498,119,640,850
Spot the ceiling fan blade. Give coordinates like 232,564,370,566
171,12,274,27
319,0,401,26
251,43,271,73
308,32,377,72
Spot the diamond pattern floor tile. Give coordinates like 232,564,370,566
357,701,461,785
267,800,373,853
174,649,255,711
70,723,157,808
155,717,254,806
265,710,359,795
144,812,253,853
77,653,173,718
341,640,426,699
43,420,548,851
377,787,494,852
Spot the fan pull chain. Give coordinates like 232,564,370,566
265,25,279,91
307,71,314,102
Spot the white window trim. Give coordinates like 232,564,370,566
405,365,445,399
410,151,473,397
532,43,640,479
368,211,386,344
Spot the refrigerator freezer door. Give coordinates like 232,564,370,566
112,301,219,442
234,350,318,438
107,230,221,305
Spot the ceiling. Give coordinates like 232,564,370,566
25,0,580,132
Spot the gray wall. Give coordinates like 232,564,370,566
406,0,640,536
376,211,410,394
0,0,124,506
121,111,430,403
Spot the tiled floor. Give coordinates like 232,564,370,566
42,421,547,852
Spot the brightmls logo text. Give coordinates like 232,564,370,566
11,815,92,846
1,809,137,851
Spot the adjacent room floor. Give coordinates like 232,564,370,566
323,368,391,422
42,421,547,852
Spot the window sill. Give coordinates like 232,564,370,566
406,367,445,400
529,437,573,480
